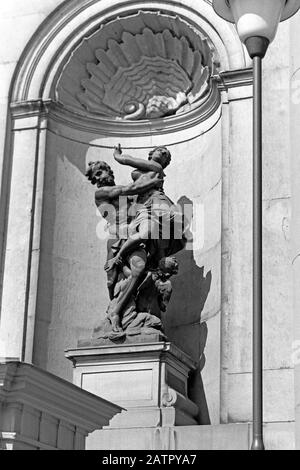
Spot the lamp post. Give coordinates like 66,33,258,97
212,0,300,451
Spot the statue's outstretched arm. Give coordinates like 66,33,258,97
95,174,162,202
113,144,162,173
95,186,123,203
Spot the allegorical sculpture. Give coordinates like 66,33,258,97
86,145,187,342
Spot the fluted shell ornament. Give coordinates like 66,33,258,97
56,11,219,121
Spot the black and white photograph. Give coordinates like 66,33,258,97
0,0,300,453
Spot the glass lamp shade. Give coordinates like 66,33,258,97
213,0,300,43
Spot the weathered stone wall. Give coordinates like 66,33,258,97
290,12,300,450
0,0,65,232
0,0,66,360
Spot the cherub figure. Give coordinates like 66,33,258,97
154,257,179,312
135,256,179,316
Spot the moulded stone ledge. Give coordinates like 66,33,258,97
0,361,122,450
87,423,251,450
87,422,296,450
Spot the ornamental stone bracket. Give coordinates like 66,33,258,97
0,361,122,450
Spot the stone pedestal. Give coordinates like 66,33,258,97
65,342,199,428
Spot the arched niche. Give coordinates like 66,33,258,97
0,0,252,425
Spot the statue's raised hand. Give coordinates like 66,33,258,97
113,143,122,156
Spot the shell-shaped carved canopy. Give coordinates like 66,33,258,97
56,11,219,121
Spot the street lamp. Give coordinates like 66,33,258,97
212,0,300,451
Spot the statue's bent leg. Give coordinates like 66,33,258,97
112,218,154,263
107,249,147,330
107,267,119,301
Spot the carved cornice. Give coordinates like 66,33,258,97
10,100,51,120
48,83,220,137
214,67,253,91
9,67,253,136
9,100,51,131
8,67,252,136
0,362,122,431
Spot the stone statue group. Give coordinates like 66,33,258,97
86,144,188,342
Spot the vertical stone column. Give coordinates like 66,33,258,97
290,15,300,450
0,101,48,362
219,78,254,423
225,88,254,423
